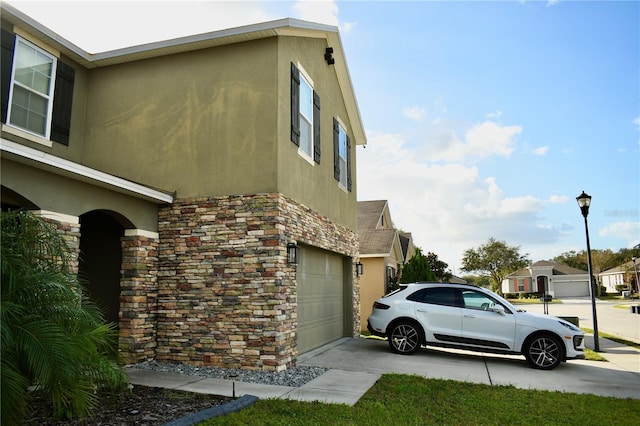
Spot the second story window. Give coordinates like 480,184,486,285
299,74,313,158
8,37,55,138
1,29,75,146
333,118,351,191
290,62,320,164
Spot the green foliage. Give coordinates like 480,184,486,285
399,248,437,284
0,210,128,425
554,248,630,274
461,238,529,294
424,251,452,282
461,275,491,289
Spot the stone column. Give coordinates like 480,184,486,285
119,229,159,364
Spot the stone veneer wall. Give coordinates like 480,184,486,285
37,212,81,275
119,232,159,364
156,193,359,371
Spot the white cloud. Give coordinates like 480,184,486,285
293,0,339,27
402,106,427,122
425,120,522,162
599,221,640,240
547,195,568,204
357,131,564,271
633,116,640,130
8,0,283,52
8,0,348,52
486,111,502,120
533,145,549,155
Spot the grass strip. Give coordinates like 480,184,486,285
201,374,639,425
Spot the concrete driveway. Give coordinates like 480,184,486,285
297,298,640,402
298,336,640,401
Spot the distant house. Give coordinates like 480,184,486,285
502,261,590,298
357,200,414,330
599,259,639,293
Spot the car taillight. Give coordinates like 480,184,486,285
373,302,390,310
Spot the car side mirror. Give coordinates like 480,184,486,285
491,304,506,315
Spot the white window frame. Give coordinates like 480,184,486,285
6,36,57,140
297,65,314,163
337,119,348,190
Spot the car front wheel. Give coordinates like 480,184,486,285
524,334,564,370
388,321,422,355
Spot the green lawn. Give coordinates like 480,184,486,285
202,374,639,425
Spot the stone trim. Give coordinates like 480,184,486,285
156,193,359,370
119,232,159,364
36,212,80,275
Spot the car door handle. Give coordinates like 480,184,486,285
417,308,429,313
464,314,476,318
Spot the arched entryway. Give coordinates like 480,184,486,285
78,211,129,327
1,185,38,211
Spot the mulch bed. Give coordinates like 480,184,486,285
24,385,232,425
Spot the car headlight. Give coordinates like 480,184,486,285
558,320,580,332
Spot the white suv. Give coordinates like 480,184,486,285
367,283,585,370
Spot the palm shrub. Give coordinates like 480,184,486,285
1,210,128,424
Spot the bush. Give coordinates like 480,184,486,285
1,210,128,425
615,284,629,293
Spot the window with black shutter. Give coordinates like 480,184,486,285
290,62,300,146
291,62,320,164
1,28,16,124
1,31,75,145
333,117,352,192
50,61,75,146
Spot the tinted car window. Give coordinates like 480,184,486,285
407,287,459,307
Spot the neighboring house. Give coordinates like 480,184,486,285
599,258,640,293
1,4,366,371
502,260,590,298
357,200,413,330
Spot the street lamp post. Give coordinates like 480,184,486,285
632,256,639,295
576,191,600,351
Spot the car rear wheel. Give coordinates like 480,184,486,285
524,334,564,370
388,321,422,354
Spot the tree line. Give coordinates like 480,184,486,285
397,237,637,294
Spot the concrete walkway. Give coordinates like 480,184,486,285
127,298,640,406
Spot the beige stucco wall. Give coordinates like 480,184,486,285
78,35,356,231
359,257,386,331
276,37,358,230
82,38,279,199
1,159,159,231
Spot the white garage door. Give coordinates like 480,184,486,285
297,245,346,354
553,279,590,298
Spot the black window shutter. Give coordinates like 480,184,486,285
50,60,75,146
313,91,321,163
346,135,352,192
290,62,300,146
333,118,340,181
1,28,15,124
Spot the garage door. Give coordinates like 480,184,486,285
553,279,590,298
297,245,346,354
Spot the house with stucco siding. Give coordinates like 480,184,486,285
502,260,590,298
357,200,414,330
1,3,366,371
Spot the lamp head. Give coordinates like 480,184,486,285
576,191,591,218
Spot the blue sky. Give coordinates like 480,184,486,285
8,0,639,273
